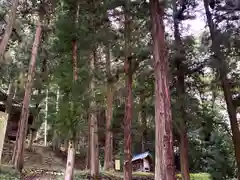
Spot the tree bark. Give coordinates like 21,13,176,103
86,110,91,170
52,131,59,151
104,83,114,170
72,40,78,81
203,0,240,179
90,50,99,178
104,45,114,171
124,0,133,179
177,70,190,180
179,128,189,180
52,87,60,151
28,41,48,150
172,0,190,179
149,0,175,179
64,140,76,180
13,21,42,172
27,129,36,151
139,94,147,153
0,0,19,62
123,52,133,180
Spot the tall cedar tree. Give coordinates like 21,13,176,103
14,21,42,171
124,0,133,179
90,49,99,177
149,0,175,179
64,0,79,178
64,39,77,180
0,0,19,61
139,93,147,153
203,0,240,178
28,30,48,151
104,45,114,170
89,0,99,177
172,0,190,179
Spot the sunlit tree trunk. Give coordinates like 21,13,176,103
14,21,42,172
0,0,18,61
44,89,48,147
64,140,76,180
104,45,114,170
203,0,240,178
149,0,175,179
13,87,17,99
52,87,60,151
90,49,99,178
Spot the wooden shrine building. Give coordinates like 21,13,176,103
0,89,34,140
132,151,154,172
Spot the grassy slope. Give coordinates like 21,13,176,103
74,171,211,180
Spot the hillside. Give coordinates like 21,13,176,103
2,142,85,171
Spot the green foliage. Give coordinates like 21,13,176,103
205,130,236,180
176,173,211,180
187,103,236,179
0,167,19,180
1,0,239,179
0,173,19,180
55,97,88,139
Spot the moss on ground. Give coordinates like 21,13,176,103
176,173,211,180
0,166,20,180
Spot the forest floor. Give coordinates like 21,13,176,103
1,143,156,179
1,143,211,179
0,166,155,180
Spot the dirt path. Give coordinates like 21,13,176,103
22,168,63,180
2,143,65,170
